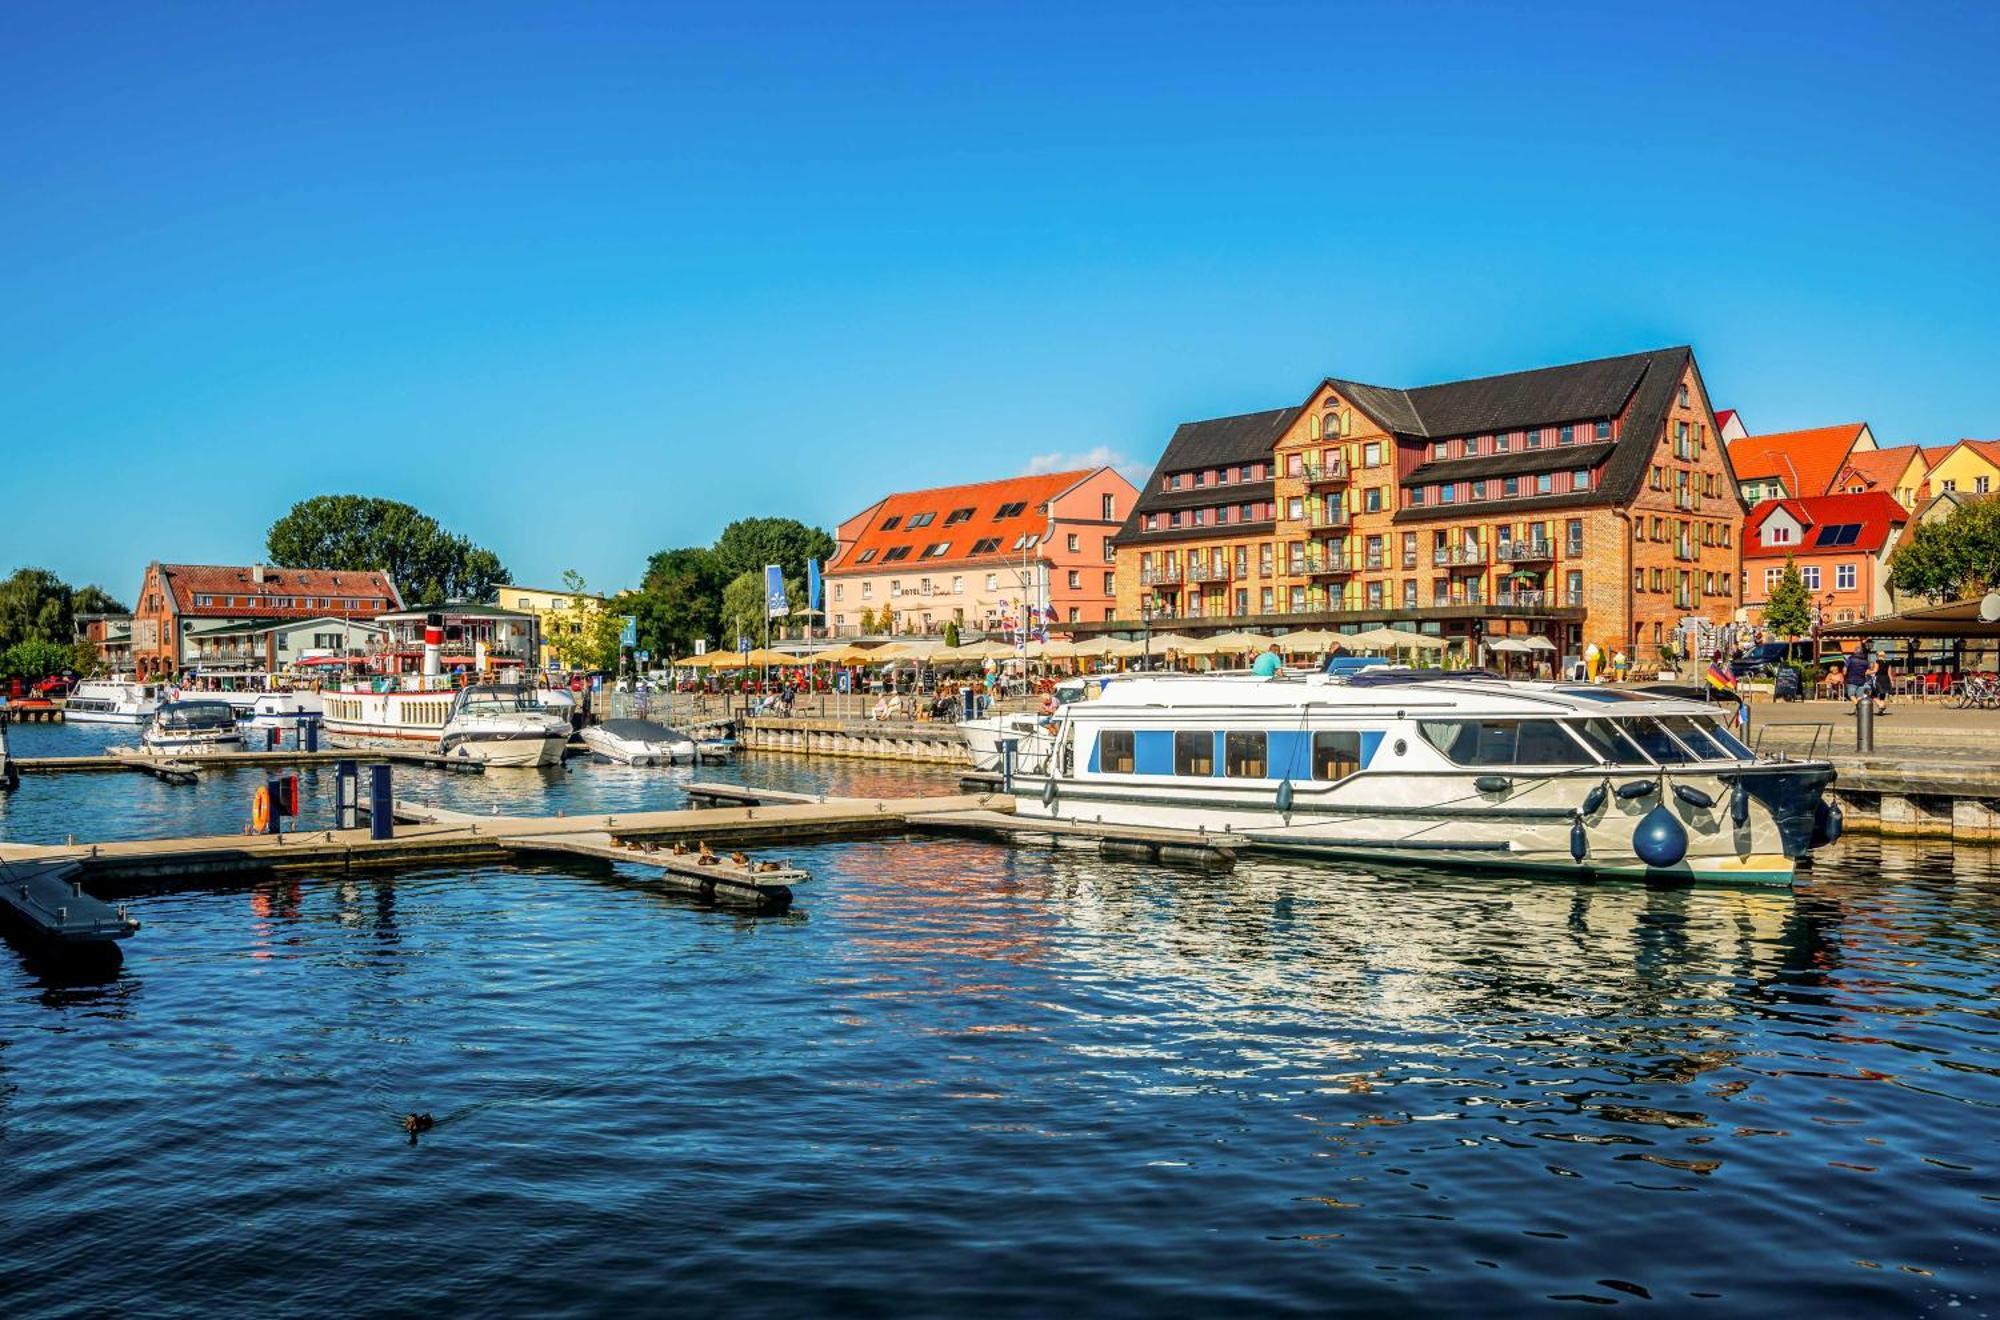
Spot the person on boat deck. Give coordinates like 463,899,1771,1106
1252,644,1283,678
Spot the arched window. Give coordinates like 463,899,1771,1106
1322,406,1345,438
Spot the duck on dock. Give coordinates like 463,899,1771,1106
728,850,750,867
696,841,719,867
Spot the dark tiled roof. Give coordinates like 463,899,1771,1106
1132,480,1275,514
1116,407,1298,543
1407,442,1617,484
1117,519,1278,549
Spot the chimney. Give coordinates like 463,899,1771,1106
252,565,266,584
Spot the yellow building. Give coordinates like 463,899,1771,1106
1915,439,2000,503
496,584,610,670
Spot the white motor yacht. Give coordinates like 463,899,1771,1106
64,678,164,724
580,718,696,765
142,700,244,754
1011,667,1838,886
246,691,325,728
959,676,1093,772
437,684,571,768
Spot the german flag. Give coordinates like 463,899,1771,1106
1706,659,1738,694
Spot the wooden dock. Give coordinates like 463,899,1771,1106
10,745,486,777
0,703,64,724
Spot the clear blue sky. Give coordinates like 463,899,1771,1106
6,1,1997,599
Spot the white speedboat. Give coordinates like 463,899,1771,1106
142,700,244,753
246,691,325,728
580,718,695,765
64,678,164,724
1012,668,1838,886
959,676,1093,771
437,684,571,767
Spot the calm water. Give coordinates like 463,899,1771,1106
1,722,1995,1316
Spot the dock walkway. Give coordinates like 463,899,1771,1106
12,746,485,777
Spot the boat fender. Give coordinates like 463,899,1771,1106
1730,779,1751,828
1581,783,1608,817
1041,778,1058,808
1632,802,1688,869
1812,798,1844,847
1570,814,1587,862
1474,775,1511,794
1276,779,1295,815
1616,779,1657,801
1672,784,1715,810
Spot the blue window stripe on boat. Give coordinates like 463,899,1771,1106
1134,730,1174,775
1359,731,1383,766
1269,730,1311,781
1087,736,1099,773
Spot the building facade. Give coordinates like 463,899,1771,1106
1741,492,1908,626
496,584,612,669
1111,346,1745,661
825,468,1137,636
130,562,402,678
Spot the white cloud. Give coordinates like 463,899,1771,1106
1024,445,1150,486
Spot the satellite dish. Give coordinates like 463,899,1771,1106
1981,592,2000,623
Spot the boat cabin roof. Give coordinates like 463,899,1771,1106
1070,671,1727,720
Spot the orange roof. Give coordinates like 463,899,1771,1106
1726,423,1869,498
159,563,402,617
1743,492,1908,559
828,470,1099,574
1834,444,1926,508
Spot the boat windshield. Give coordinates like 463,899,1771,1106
158,702,235,729
1565,717,1654,765
452,686,542,716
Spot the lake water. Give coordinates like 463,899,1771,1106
1,721,1995,1315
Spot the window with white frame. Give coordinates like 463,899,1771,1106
1836,563,1856,591
1800,566,1821,590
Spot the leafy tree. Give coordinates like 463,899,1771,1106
544,571,624,671
1888,499,2000,603
1,638,75,681
720,570,802,648
266,495,511,604
943,620,960,647
72,637,101,675
72,584,128,617
1761,558,1814,638
627,546,727,657
713,518,834,587
0,568,74,652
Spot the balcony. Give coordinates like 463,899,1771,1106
1301,458,1350,487
1303,555,1359,578
1141,566,1184,585
1496,589,1548,608
1306,508,1351,533
1432,544,1488,567
1186,560,1233,583
1497,540,1555,563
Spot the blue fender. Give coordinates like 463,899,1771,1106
1633,802,1689,868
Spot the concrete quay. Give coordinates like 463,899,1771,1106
734,715,972,766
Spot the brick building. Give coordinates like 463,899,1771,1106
825,468,1137,636
1109,346,1745,662
130,562,401,678
1741,492,1908,627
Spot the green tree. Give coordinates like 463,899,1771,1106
544,571,624,671
1761,557,1814,638
626,546,727,657
943,620,960,647
1,638,76,681
266,495,511,604
720,570,802,648
72,637,101,675
72,584,129,617
1888,499,2000,603
712,518,835,586
0,568,74,652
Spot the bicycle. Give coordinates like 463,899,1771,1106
1949,674,2000,709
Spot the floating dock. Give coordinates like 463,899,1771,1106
0,858,140,945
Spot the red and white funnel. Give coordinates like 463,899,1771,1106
423,613,443,678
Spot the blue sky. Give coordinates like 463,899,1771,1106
5,1,1998,598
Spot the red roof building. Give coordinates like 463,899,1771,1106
1726,423,1875,505
1741,491,1907,626
826,468,1138,636
1713,408,1747,442
1831,443,1929,512
130,561,402,678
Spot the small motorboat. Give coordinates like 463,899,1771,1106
694,737,737,763
580,718,696,765
64,677,164,724
437,684,571,768
142,700,244,754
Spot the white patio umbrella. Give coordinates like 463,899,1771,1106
1488,637,1533,654
1521,636,1558,652
1276,628,1342,653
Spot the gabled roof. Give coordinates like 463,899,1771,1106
1331,347,1664,440
1725,423,1869,498
828,469,1103,574
1152,407,1301,474
1714,408,1739,432
157,563,402,617
1834,444,1927,507
1743,491,1907,558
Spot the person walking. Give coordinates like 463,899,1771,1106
1843,647,1872,711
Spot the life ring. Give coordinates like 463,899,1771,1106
251,784,273,834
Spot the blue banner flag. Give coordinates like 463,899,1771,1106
764,564,789,618
806,558,823,613
619,615,637,648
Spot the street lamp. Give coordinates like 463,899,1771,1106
1141,596,1154,672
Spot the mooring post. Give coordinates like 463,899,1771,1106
369,764,394,840
335,759,358,830
1000,738,1017,795
304,717,319,754
1857,696,1874,754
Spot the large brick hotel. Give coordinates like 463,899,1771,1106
1106,347,1745,662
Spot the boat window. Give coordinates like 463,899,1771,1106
1660,715,1733,760
1419,719,1590,767
1568,718,1652,765
1174,730,1215,777
1620,717,1693,764
1701,716,1754,760
1224,731,1267,778
1098,730,1135,774
1312,730,1361,781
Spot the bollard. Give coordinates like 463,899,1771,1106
1000,737,1018,795
335,759,358,830
304,717,319,754
1856,696,1874,753
267,726,280,751
369,764,394,840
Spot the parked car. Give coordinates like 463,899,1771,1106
1729,641,1816,680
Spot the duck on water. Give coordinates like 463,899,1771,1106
1009,667,1838,885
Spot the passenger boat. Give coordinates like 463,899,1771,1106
579,718,695,765
322,679,461,749
141,700,244,753
436,684,571,767
245,691,325,728
1010,668,1839,886
64,678,164,724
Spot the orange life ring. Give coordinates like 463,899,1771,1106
252,785,273,834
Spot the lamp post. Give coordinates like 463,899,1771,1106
1141,597,1154,672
